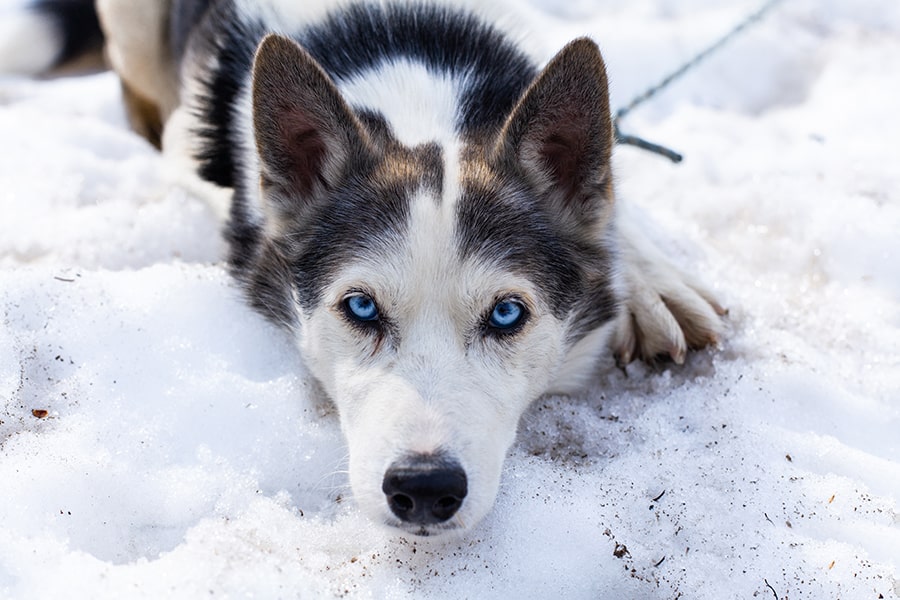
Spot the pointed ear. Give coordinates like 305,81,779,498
251,34,371,203
493,38,614,212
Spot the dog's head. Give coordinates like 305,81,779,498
242,34,620,536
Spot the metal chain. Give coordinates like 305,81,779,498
613,0,787,163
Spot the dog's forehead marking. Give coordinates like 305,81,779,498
373,141,444,197
340,59,460,149
337,58,467,210
405,184,461,286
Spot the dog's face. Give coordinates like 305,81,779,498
246,34,619,536
301,220,571,535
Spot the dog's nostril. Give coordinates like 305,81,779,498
436,496,458,509
432,495,462,520
382,455,467,525
392,493,414,512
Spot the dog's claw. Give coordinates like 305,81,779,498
670,344,686,365
614,347,632,369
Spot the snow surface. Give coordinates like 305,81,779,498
1,0,899,598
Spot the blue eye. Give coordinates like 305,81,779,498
489,300,526,330
344,294,379,322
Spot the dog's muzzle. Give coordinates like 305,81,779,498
382,454,467,526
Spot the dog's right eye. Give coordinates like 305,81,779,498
343,294,380,323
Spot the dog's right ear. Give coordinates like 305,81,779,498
251,34,372,205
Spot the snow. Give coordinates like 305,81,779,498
1,0,899,598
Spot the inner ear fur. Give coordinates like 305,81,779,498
251,34,373,203
493,37,614,213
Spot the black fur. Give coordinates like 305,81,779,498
283,155,417,313
189,3,264,189
31,0,103,67
456,182,619,343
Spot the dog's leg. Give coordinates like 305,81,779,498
120,81,165,149
612,202,727,365
96,0,178,146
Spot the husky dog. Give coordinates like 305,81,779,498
6,0,725,537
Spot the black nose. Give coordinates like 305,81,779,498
382,455,468,525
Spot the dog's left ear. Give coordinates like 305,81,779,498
494,38,614,218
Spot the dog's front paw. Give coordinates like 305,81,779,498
612,267,727,366
611,208,728,366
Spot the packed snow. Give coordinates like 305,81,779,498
1,0,898,598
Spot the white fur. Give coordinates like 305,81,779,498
546,322,617,395
340,60,461,148
231,82,265,226
161,106,233,223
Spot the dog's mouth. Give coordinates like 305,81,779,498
386,518,464,538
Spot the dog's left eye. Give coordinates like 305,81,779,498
344,294,380,323
488,299,527,331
